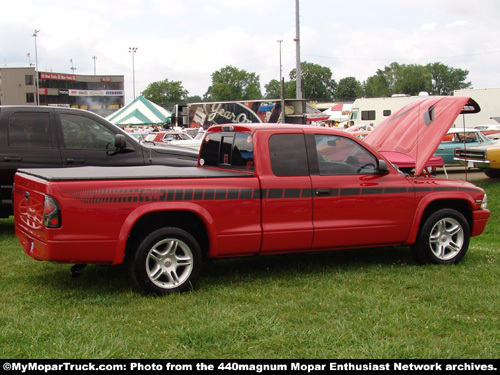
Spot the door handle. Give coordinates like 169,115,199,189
315,188,331,196
3,157,22,162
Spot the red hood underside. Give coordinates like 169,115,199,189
364,96,478,175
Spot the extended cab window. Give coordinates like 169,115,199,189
314,134,377,175
8,112,54,148
60,113,115,150
199,131,254,170
269,134,309,176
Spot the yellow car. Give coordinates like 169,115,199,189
455,143,500,178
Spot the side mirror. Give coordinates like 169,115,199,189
115,134,127,149
378,159,390,174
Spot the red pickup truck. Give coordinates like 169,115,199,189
14,123,490,294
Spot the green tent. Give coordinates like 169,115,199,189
106,96,171,126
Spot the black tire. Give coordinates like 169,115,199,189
128,227,202,294
411,209,470,265
484,169,500,178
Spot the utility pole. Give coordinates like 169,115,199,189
32,29,40,106
92,55,97,75
294,0,302,99
278,40,285,123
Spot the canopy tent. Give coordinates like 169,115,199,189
322,103,352,122
106,96,171,126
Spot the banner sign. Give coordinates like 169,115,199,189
68,90,124,97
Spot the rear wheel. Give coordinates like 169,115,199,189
129,227,202,294
411,209,470,264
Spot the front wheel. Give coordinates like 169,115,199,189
129,227,202,294
484,169,500,178
411,209,470,265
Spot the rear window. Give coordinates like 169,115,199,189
8,112,54,148
269,134,309,176
199,131,254,170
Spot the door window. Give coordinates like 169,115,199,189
314,134,377,175
60,113,115,150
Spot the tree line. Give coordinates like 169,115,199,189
142,61,472,109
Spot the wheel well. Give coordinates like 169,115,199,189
419,199,472,231
124,211,209,262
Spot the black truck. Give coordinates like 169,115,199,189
0,105,198,218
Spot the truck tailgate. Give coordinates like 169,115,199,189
13,173,50,260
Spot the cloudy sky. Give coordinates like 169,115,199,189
2,0,500,103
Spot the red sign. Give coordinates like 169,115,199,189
40,72,76,81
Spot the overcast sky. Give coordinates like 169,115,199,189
2,0,500,103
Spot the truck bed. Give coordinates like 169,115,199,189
17,165,249,181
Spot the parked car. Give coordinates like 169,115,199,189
474,124,500,141
144,131,203,150
455,142,500,178
435,128,493,164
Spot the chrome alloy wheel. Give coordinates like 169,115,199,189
428,217,464,261
145,238,194,290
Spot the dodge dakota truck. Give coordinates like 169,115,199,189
0,105,197,218
14,121,490,294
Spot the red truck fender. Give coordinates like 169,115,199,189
112,202,218,265
405,190,480,246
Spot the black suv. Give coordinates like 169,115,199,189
0,106,198,217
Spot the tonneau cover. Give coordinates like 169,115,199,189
17,165,249,181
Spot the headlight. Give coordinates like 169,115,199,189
481,193,488,210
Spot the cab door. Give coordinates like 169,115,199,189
307,133,415,249
258,130,314,253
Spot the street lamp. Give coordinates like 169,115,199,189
129,47,138,100
32,29,40,106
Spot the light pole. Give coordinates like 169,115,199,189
129,47,138,100
278,40,285,123
32,29,40,106
92,55,97,75
294,0,302,99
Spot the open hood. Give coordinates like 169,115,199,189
364,96,480,176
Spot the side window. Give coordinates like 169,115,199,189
269,134,309,176
314,134,377,175
361,110,375,121
8,112,54,148
60,113,115,150
199,131,254,170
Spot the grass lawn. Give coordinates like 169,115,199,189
0,180,498,359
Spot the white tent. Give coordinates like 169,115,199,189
322,103,352,122
106,96,171,126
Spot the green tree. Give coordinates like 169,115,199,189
141,79,188,109
363,62,471,97
205,65,262,101
335,77,363,100
289,62,337,100
426,62,471,95
363,74,390,97
393,64,432,95
264,79,281,99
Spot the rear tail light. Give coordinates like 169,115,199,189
44,196,61,228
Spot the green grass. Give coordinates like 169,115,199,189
1,180,499,359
